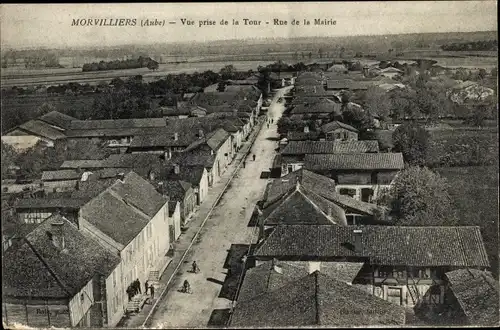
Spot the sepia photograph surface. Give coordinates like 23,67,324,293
0,2,498,329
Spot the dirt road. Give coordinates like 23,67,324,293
148,86,292,328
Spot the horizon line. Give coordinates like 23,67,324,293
1,29,497,51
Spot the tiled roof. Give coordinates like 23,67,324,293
93,167,131,179
158,180,191,204
290,98,342,115
128,129,196,148
281,140,379,155
60,160,106,169
65,126,164,138
14,198,87,209
445,269,499,325
264,169,386,216
108,172,167,217
2,214,120,298
42,169,81,181
79,172,166,246
326,79,369,90
320,120,358,133
71,178,118,200
14,120,66,140
69,118,166,130
286,131,321,141
38,111,77,130
161,165,206,187
230,271,406,327
205,128,231,151
102,153,163,178
255,225,490,267
261,183,346,226
305,153,404,170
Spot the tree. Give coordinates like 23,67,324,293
220,65,236,80
392,123,430,166
341,107,375,133
363,87,392,120
217,81,227,92
380,166,456,226
35,102,56,117
1,141,17,178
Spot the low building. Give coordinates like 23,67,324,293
14,197,87,225
320,121,359,141
3,119,67,148
101,153,163,181
253,224,490,309
41,170,81,193
289,98,342,120
304,153,404,202
2,214,120,328
443,269,499,326
161,165,209,205
230,269,406,327
66,118,166,152
158,179,196,223
280,140,380,176
262,169,389,226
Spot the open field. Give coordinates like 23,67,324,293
436,165,499,277
427,127,498,167
0,60,276,87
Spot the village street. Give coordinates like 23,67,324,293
147,86,292,328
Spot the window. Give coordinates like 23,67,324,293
287,165,293,174
112,272,116,287
339,188,356,198
378,266,393,278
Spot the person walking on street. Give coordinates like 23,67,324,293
126,286,134,301
150,284,155,299
135,279,141,294
267,123,269,129
145,280,149,295
253,154,256,161
243,160,246,168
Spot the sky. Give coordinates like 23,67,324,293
0,2,497,49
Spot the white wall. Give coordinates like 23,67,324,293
68,279,94,327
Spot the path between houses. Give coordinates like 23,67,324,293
131,87,289,328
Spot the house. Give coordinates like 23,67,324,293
59,159,106,170
262,169,388,225
3,119,67,148
38,111,77,131
14,197,87,226
157,179,196,223
172,128,233,186
379,67,404,79
66,118,166,152
254,180,347,239
443,269,499,326
101,153,163,181
2,214,120,328
78,171,171,326
304,153,404,202
127,129,196,156
289,98,342,120
230,268,406,327
253,224,490,309
41,169,81,193
285,131,322,141
280,140,380,176
320,121,359,141
168,200,182,241
161,165,209,205
326,79,369,91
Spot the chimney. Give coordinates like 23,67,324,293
174,132,179,141
117,173,125,182
165,148,172,160
353,229,363,254
50,222,65,250
295,180,300,191
304,126,310,133
198,129,204,139
174,164,180,174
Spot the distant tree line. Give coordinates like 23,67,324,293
441,40,497,51
82,56,159,72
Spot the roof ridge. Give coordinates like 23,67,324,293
299,188,338,225
24,234,72,296
314,271,321,326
